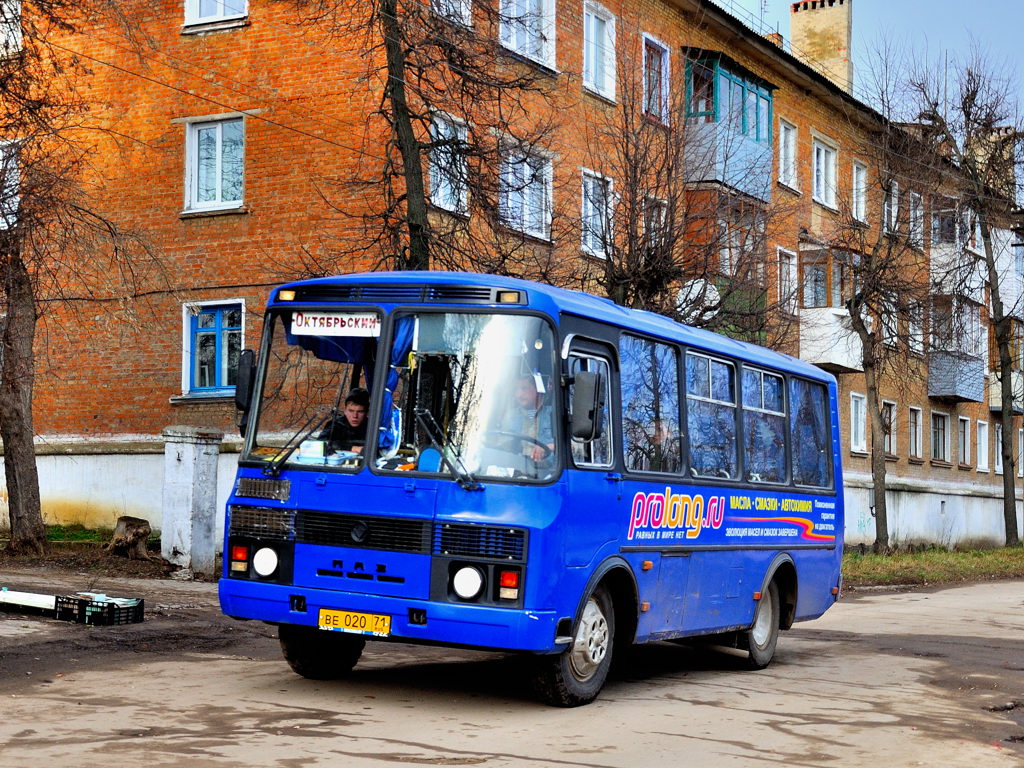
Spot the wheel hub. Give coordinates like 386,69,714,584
569,597,609,680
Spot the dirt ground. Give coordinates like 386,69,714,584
0,542,213,581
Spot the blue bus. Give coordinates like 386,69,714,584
220,272,843,706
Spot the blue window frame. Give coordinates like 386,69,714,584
685,56,773,144
189,304,242,392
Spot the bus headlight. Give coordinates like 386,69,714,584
252,547,280,577
452,566,484,600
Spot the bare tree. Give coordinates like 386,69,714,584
911,48,1023,547
1,2,156,554
575,41,795,343
286,0,567,274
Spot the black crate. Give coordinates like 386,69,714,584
54,595,144,625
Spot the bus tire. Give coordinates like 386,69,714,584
279,624,365,680
740,580,780,670
532,585,615,707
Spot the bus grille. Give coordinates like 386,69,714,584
235,477,291,501
294,285,502,305
295,511,431,553
433,523,527,561
229,506,294,540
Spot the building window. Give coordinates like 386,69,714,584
909,406,922,459
500,151,551,240
800,249,858,309
644,196,667,251
882,401,896,455
851,161,867,222
931,411,949,462
643,36,669,122
880,297,898,347
932,196,957,244
432,0,472,25
958,416,971,465
778,247,797,313
1,0,21,54
583,2,616,98
977,420,989,471
812,139,837,208
908,192,924,247
185,118,244,212
0,140,19,230
850,392,866,453
500,0,555,67
184,302,244,393
581,170,613,257
778,120,797,188
883,180,899,234
429,114,468,214
908,302,924,354
994,424,1004,473
184,0,248,26
686,57,772,143
1019,429,1024,478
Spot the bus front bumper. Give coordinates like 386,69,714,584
219,579,563,653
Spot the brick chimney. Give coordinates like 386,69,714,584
790,0,854,94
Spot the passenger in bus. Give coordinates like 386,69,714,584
318,387,369,453
500,374,555,462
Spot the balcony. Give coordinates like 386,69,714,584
798,307,863,373
683,121,772,202
928,351,985,402
988,370,1024,414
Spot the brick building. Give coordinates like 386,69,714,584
8,0,1023,546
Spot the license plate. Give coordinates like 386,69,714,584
318,608,391,637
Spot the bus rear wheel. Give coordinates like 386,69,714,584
279,625,365,680
740,580,780,669
532,585,615,707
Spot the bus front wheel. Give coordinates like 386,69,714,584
532,585,615,707
279,624,365,680
740,580,780,669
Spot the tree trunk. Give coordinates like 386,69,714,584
106,515,152,560
0,253,44,555
380,0,431,271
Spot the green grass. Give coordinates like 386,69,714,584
843,547,1024,587
45,524,113,543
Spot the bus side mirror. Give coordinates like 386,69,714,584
235,349,256,435
571,371,604,441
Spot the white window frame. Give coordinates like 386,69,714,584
184,0,248,27
882,400,897,455
977,420,989,472
184,116,245,213
908,302,924,354
1,0,21,55
500,150,552,240
908,192,924,247
778,120,797,189
931,410,950,463
1019,429,1024,478
909,406,922,459
812,138,837,208
958,416,971,465
884,180,899,234
180,299,246,395
851,161,867,222
583,1,616,100
996,424,1004,474
0,139,19,230
643,195,667,250
428,114,468,214
581,169,613,258
642,34,669,123
881,297,898,347
777,247,797,314
500,0,556,69
850,392,867,453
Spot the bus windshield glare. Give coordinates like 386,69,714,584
246,309,558,482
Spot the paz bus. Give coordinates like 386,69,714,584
219,271,843,706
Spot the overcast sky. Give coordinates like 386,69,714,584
711,0,1022,109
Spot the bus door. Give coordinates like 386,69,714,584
563,344,619,568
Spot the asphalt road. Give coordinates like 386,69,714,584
0,568,1021,767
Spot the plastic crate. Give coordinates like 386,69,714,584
54,595,144,625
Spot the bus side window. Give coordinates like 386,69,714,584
621,335,682,474
569,354,612,467
685,352,738,479
790,378,831,488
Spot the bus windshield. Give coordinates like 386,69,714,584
244,308,558,482
379,311,558,482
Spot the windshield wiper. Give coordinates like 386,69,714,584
263,408,331,478
414,407,482,492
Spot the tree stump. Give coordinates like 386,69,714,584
106,516,152,560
